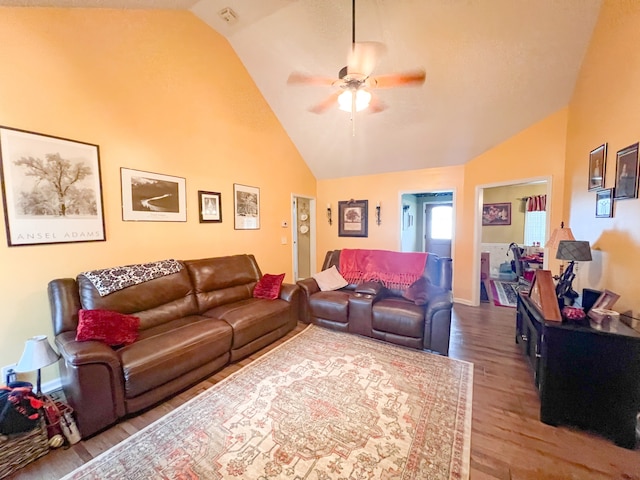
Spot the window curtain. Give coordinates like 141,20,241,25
526,194,546,212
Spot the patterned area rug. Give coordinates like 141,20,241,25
62,325,473,480
490,279,518,308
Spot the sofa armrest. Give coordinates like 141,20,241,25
296,278,320,323
355,281,385,298
424,290,453,355
279,283,299,303
56,332,121,368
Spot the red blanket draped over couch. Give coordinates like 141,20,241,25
339,249,428,290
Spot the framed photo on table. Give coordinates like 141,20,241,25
121,168,186,222
588,143,607,191
234,183,260,230
0,126,106,246
198,191,222,223
592,289,620,311
613,143,639,200
338,199,368,237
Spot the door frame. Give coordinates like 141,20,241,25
470,176,552,306
398,188,457,288
291,194,317,281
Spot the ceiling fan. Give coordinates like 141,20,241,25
287,0,426,116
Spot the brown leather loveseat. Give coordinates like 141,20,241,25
48,254,299,438
297,249,453,355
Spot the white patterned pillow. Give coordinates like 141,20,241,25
312,266,348,291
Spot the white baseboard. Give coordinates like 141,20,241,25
42,377,63,394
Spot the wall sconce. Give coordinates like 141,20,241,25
327,203,332,226
375,201,381,225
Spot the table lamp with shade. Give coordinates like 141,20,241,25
15,335,60,395
555,240,593,307
545,221,576,277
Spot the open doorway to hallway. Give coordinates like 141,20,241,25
400,191,454,258
475,178,551,306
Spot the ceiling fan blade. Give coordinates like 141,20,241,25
367,93,387,114
369,70,426,89
308,90,342,114
287,72,336,87
347,41,386,77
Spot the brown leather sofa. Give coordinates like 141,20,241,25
48,254,299,438
297,250,453,355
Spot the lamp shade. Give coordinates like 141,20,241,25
555,240,593,262
15,335,60,373
545,222,575,251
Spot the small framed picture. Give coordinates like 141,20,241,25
614,143,639,200
338,199,368,237
482,202,511,226
595,188,613,218
592,289,620,311
234,183,260,230
121,168,186,222
198,191,221,223
588,143,607,191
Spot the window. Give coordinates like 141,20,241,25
524,211,546,246
431,205,453,240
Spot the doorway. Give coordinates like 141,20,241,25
472,177,551,305
401,191,454,257
292,195,316,281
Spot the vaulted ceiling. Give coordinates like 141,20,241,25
2,0,602,179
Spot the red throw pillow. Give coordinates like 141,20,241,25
253,273,285,300
76,309,140,346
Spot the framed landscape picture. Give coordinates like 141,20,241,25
234,183,260,230
482,202,511,226
338,199,368,237
0,126,106,246
614,143,639,200
588,143,607,191
198,190,222,223
121,168,186,222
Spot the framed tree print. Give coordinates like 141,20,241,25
0,126,106,246
234,183,260,230
338,199,368,237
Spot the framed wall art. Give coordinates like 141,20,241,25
588,143,607,191
595,188,613,218
198,190,222,223
338,199,368,237
121,168,186,222
613,142,639,200
234,183,260,230
482,202,511,226
0,126,106,246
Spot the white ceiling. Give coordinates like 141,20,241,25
1,0,602,180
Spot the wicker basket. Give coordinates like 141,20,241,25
0,417,49,479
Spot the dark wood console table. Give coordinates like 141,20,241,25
516,291,640,449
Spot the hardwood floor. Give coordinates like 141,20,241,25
9,304,640,479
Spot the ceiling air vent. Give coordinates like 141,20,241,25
218,7,239,25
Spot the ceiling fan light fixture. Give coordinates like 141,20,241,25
338,89,371,112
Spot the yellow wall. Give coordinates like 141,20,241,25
482,183,547,244
565,0,640,318
317,165,464,279
0,8,315,381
